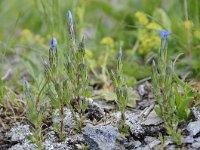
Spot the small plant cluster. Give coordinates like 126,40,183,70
25,81,45,150
25,10,92,148
45,10,92,136
152,30,197,144
110,48,129,135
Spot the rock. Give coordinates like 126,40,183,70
87,101,105,121
6,123,32,141
45,130,58,143
124,138,141,149
112,111,122,122
66,134,85,145
192,142,200,149
142,110,163,126
138,84,146,96
44,141,72,150
83,125,123,150
138,82,153,99
148,140,161,149
141,137,161,150
8,139,37,150
191,107,200,120
53,108,74,126
184,136,194,144
91,99,115,113
163,137,173,147
195,137,200,142
144,136,157,143
187,120,200,136
125,112,145,138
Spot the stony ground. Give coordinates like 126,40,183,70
1,80,200,150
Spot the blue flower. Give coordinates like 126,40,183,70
67,10,73,22
157,30,171,40
67,10,75,41
50,37,57,50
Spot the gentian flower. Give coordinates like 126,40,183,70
67,10,73,24
67,10,74,38
157,30,171,40
50,37,57,51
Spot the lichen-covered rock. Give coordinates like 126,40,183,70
65,134,85,147
83,125,123,150
44,141,72,150
8,139,37,150
44,130,73,150
6,123,32,142
125,112,145,138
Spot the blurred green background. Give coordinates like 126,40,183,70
0,0,200,89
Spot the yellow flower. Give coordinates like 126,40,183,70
35,35,44,44
184,20,193,29
85,49,93,58
135,11,149,25
22,29,32,36
100,37,114,47
147,22,162,30
194,29,200,39
20,29,33,44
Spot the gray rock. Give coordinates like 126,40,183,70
45,130,58,143
184,136,194,144
125,112,145,138
142,110,163,126
148,140,161,149
93,99,115,113
43,130,73,150
87,101,105,121
163,138,173,147
65,134,85,145
138,84,146,96
195,137,200,142
6,123,32,141
83,125,123,150
8,139,37,150
137,141,161,150
44,141,72,150
192,142,200,149
187,120,200,136
192,107,200,120
124,138,141,149
53,108,74,126
144,136,157,143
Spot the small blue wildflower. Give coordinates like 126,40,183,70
157,30,171,40
67,10,74,39
50,37,57,51
67,10,73,23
